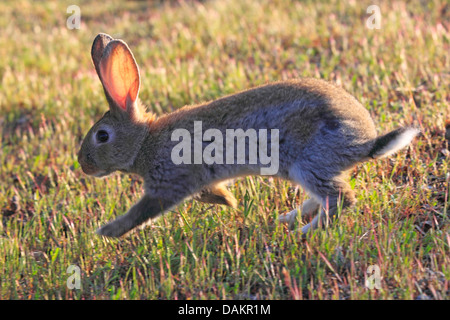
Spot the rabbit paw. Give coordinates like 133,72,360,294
279,199,320,224
278,208,298,226
96,221,128,238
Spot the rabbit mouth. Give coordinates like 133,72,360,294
79,161,108,177
84,168,109,178
91,170,109,177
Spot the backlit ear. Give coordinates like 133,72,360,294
91,33,114,80
99,40,140,112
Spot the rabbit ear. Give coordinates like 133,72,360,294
91,33,114,78
98,39,140,113
91,34,118,110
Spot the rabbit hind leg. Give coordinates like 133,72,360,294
300,176,356,237
278,197,321,228
194,182,237,208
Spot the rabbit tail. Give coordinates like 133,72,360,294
368,127,419,159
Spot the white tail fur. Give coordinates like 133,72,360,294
371,127,419,159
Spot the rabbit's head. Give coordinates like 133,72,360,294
78,34,154,177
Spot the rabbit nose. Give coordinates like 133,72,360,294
78,153,98,175
77,149,87,166
77,149,91,171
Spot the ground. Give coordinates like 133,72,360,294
0,0,449,299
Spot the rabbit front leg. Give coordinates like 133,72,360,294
96,194,177,238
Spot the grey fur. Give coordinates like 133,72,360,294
78,34,419,238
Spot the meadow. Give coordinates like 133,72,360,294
0,0,449,300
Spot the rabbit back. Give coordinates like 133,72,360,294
138,78,378,197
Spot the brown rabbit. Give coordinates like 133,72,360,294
78,33,419,238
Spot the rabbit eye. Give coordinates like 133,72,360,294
96,130,109,143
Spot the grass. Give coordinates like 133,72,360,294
0,0,449,300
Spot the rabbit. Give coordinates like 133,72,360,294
78,33,419,238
